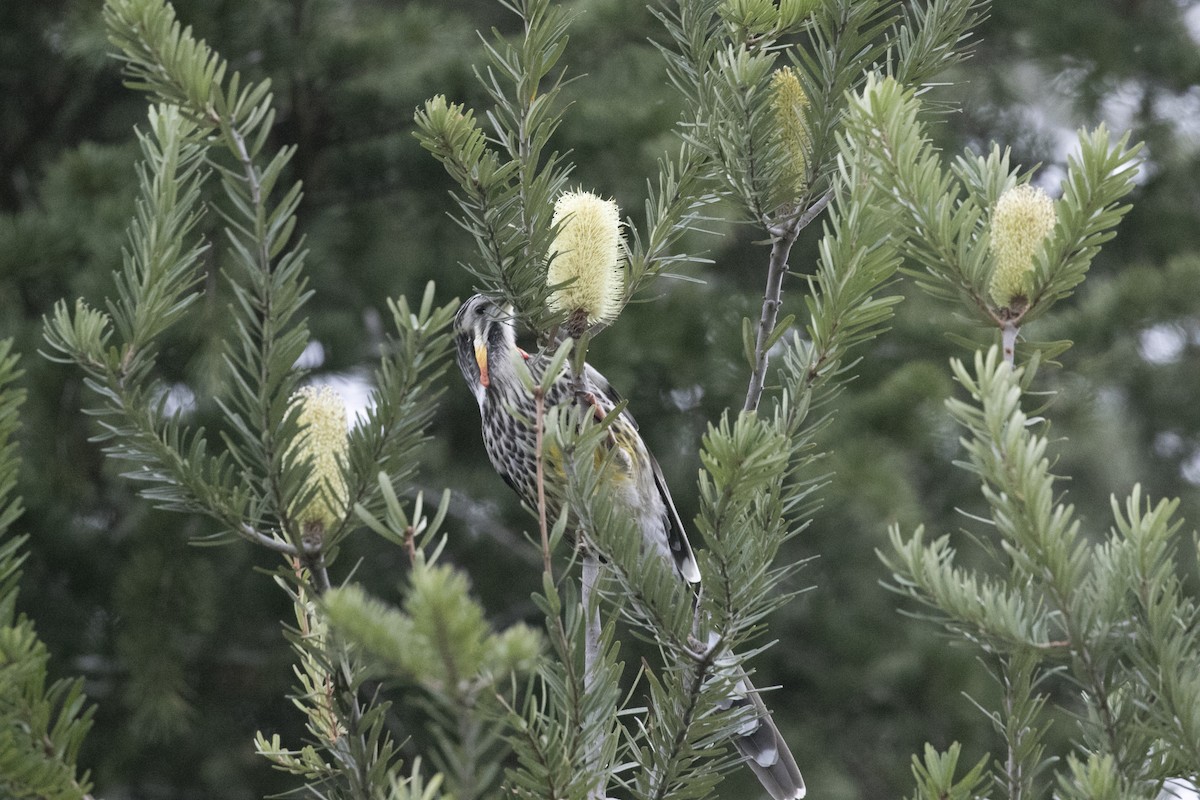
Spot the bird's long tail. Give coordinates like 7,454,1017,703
725,669,805,800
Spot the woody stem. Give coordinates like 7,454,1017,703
534,387,553,578
744,191,832,413
1002,321,1019,366
581,549,604,800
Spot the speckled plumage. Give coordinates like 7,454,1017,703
453,294,805,800
455,294,699,582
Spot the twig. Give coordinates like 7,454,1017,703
560,330,607,800
744,192,833,413
534,386,553,578
240,523,300,555
1002,662,1023,800
291,550,365,739
580,548,604,800
1001,320,1019,366
304,551,333,596
403,525,417,566
647,634,721,800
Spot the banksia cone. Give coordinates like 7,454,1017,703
547,190,625,326
771,67,811,199
988,183,1057,309
287,385,349,531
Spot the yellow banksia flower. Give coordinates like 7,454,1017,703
547,190,625,326
771,68,811,198
287,385,349,531
988,183,1057,308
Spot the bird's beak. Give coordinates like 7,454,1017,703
474,335,490,389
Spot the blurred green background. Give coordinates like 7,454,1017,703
3,0,1200,797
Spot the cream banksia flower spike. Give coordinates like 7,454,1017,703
988,183,1057,310
287,385,350,533
770,67,811,200
547,190,625,328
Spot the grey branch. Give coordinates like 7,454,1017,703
581,551,605,800
744,191,834,413
239,523,304,556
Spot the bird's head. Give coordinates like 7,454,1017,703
454,294,518,405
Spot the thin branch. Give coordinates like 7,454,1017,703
1003,664,1023,800
304,551,333,597
772,189,835,241
240,523,300,555
403,524,417,566
744,190,833,413
647,641,720,800
534,386,553,578
291,551,367,742
744,235,795,413
580,550,604,800
1001,321,1019,365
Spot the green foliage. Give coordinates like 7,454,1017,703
253,575,404,799
844,74,1141,357
112,540,216,740
10,0,1199,797
42,1,463,797
325,562,542,699
841,61,1185,800
41,104,251,533
0,341,95,799
659,0,984,225
718,0,822,43
414,0,711,335
884,348,1200,794
658,0,985,418
907,742,989,800
344,286,458,542
408,1,993,798
505,574,625,800
786,88,907,396
522,100,916,790
695,412,798,637
98,0,313,549
413,0,578,329
46,0,458,554
388,760,452,800
1028,126,1141,325
0,345,25,544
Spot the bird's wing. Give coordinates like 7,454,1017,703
586,366,799,798
582,363,700,585
647,449,701,584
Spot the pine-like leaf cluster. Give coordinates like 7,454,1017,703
42,1,467,797
414,0,714,337
26,2,1191,800
883,348,1200,796
842,74,1141,359
0,342,96,800
401,1,992,798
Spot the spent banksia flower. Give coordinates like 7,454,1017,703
770,67,811,199
287,385,349,532
547,190,625,327
988,183,1057,309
